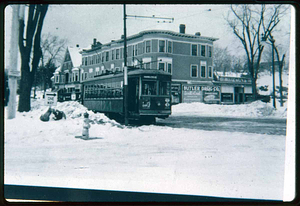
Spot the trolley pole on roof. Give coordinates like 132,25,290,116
123,4,129,125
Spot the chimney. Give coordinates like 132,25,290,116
179,24,186,34
93,38,97,45
195,32,201,36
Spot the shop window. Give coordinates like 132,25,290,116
201,45,206,57
221,93,233,102
192,44,197,56
159,40,165,52
191,65,198,77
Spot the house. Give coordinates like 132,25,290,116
53,45,83,101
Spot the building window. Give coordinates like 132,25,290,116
132,46,135,56
84,72,88,80
192,44,197,56
55,75,59,83
106,52,109,61
208,46,212,57
167,41,172,53
208,66,213,78
116,49,120,59
158,62,165,71
102,53,104,62
85,57,87,66
112,50,114,60
146,40,151,53
134,45,138,56
201,65,206,77
145,62,151,69
159,40,165,52
167,63,172,73
201,45,206,57
191,65,198,77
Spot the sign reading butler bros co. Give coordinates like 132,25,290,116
44,92,58,106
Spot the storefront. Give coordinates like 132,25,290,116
214,76,253,104
173,82,220,104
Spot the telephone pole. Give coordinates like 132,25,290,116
7,5,21,119
123,4,129,125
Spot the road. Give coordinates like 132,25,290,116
156,115,287,136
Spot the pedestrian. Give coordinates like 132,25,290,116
40,107,53,122
52,109,66,120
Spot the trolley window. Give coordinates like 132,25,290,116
142,80,157,95
159,81,170,95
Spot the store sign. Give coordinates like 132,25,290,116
44,92,57,106
219,77,251,83
183,85,201,91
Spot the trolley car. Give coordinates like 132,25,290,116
82,68,172,123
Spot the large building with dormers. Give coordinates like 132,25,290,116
53,24,253,104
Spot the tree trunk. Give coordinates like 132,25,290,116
18,64,34,112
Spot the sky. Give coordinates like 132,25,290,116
4,4,292,68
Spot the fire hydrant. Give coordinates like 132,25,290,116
82,112,91,139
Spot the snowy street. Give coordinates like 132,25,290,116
157,115,286,135
4,98,287,201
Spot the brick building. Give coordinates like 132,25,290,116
80,24,219,104
54,24,253,104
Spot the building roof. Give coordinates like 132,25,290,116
54,66,61,74
68,46,82,67
83,29,219,53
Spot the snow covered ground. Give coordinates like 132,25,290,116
4,71,290,201
4,98,288,201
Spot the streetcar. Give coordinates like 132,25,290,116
82,67,172,123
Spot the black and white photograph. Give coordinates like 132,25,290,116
3,3,296,202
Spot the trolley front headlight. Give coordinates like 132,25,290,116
165,98,171,108
142,98,151,109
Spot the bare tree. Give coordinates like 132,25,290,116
33,33,67,97
225,4,288,99
213,46,232,75
18,4,48,112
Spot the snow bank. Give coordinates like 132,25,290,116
172,100,287,118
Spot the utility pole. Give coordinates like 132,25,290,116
123,4,173,125
123,4,129,125
7,5,21,119
270,35,276,109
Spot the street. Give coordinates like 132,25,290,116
157,116,287,136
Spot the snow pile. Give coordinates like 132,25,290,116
173,100,287,118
